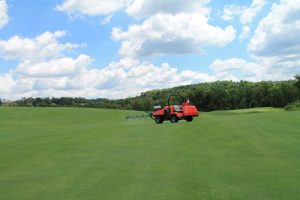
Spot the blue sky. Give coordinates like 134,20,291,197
0,0,299,99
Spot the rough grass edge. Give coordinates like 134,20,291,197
285,100,300,111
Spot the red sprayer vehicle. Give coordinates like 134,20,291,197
151,95,199,124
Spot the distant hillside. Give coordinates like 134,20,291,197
3,78,300,112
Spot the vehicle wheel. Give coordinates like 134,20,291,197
186,116,193,122
170,115,178,123
155,116,163,124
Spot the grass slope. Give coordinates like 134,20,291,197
0,107,300,200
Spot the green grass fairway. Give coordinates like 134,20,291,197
1,107,300,200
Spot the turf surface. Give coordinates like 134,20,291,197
0,107,300,200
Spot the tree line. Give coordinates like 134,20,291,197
1,76,300,112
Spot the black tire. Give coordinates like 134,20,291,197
155,116,163,124
170,115,178,123
186,116,193,122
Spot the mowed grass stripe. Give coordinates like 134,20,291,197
0,107,300,200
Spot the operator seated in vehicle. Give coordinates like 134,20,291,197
173,105,183,112
182,98,190,106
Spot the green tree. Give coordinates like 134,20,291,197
295,74,300,91
13,79,300,111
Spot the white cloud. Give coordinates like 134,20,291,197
3,0,298,100
112,12,236,58
126,0,210,19
15,54,92,78
222,0,265,24
0,0,8,28
103,58,215,91
222,0,265,39
247,0,300,78
0,31,82,62
56,0,211,19
222,4,243,21
0,26,217,100
249,0,300,57
4,53,297,100
240,26,250,39
240,0,265,25
0,57,215,100
215,0,300,84
101,15,113,25
210,56,300,82
0,73,15,93
56,0,128,16
210,58,267,81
